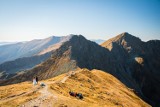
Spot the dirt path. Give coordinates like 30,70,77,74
0,70,80,107
20,83,58,107
61,70,79,83
20,70,79,107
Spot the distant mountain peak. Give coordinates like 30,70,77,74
91,39,105,44
101,32,142,51
121,32,129,36
114,32,141,42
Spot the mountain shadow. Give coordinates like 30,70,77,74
102,32,160,107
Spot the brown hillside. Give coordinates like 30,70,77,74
0,69,151,107
49,69,151,107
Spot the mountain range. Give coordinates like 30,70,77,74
0,42,18,46
0,32,159,107
0,36,72,80
91,39,105,44
0,36,72,64
0,36,104,80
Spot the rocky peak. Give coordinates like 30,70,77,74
102,33,160,107
102,32,143,54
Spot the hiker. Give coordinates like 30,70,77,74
69,91,77,97
33,77,37,86
69,91,83,99
36,76,38,84
77,93,83,99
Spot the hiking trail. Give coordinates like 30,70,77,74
21,82,58,107
21,70,79,107
0,70,79,107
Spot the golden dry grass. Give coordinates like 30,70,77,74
0,69,151,107
0,91,39,107
50,69,151,107
0,82,32,99
0,82,40,107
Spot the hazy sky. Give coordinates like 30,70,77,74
0,0,160,42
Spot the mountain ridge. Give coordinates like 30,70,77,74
101,32,160,107
1,33,159,106
0,69,151,107
0,52,52,80
0,36,71,64
0,34,138,91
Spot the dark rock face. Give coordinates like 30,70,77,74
66,36,114,71
102,32,160,107
1,33,159,106
140,41,160,107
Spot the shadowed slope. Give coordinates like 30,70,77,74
101,32,160,107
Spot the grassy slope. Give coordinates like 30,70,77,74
49,69,150,107
0,82,40,107
0,69,151,107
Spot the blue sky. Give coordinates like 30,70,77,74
0,0,160,42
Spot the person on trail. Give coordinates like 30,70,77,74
36,76,38,84
33,77,37,86
69,91,83,99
